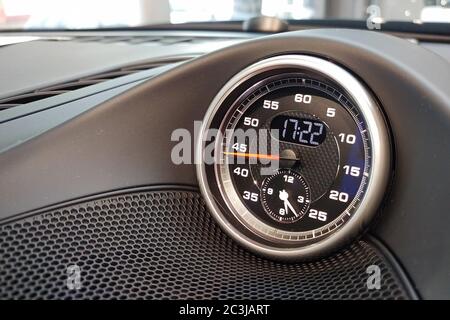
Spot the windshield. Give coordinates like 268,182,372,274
0,0,449,30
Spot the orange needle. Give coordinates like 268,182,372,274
223,151,280,160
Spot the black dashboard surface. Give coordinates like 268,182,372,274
0,28,449,299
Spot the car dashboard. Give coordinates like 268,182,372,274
0,27,449,300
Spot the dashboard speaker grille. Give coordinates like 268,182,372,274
0,190,412,299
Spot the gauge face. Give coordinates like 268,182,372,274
260,169,311,223
197,55,391,260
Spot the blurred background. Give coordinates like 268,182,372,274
0,0,448,30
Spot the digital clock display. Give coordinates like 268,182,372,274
271,115,326,147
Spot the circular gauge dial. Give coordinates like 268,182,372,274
260,169,311,223
197,55,391,260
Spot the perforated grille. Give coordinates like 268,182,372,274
0,190,411,300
